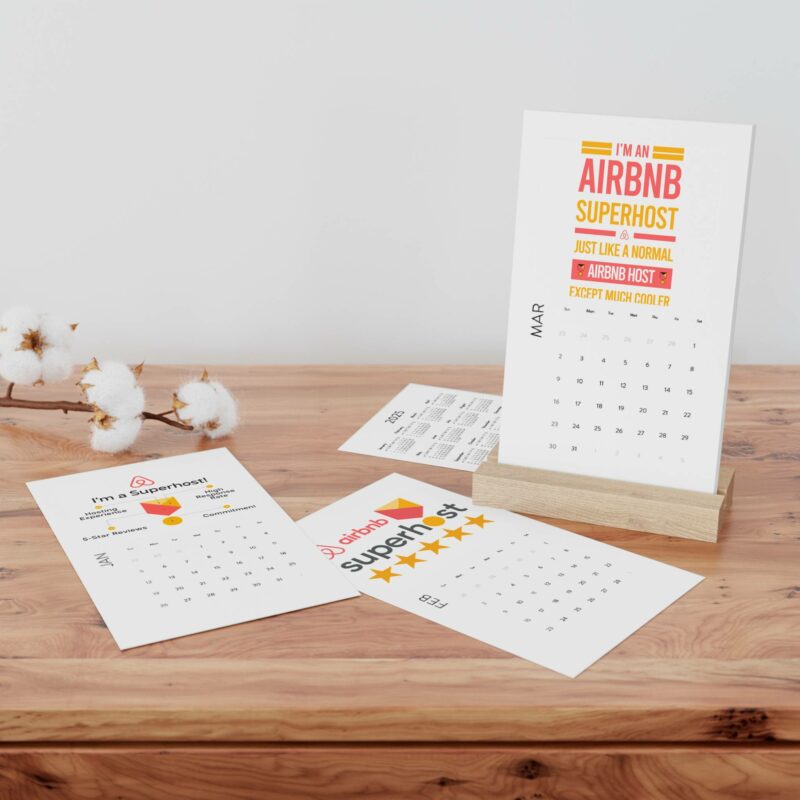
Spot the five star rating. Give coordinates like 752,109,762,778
370,512,494,583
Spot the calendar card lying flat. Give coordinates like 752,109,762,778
501,111,753,493
27,448,357,649
340,384,501,471
299,473,702,677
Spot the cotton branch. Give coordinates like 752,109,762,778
0,307,238,452
0,387,193,431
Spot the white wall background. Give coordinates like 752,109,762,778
1,1,797,365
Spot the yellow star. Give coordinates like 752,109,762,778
465,514,493,528
370,566,401,583
418,539,448,555
443,526,471,542
395,552,426,568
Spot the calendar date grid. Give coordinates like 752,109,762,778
119,515,306,610
430,530,627,634
543,304,706,461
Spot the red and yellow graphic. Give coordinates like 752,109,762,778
375,498,424,521
141,496,183,525
572,259,672,289
581,140,612,156
366,508,495,584
653,145,684,161
580,140,684,162
573,136,684,306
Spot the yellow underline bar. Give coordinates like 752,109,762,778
653,153,684,160
653,146,684,154
581,147,612,155
581,140,612,148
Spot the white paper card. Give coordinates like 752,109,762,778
340,383,501,471
501,111,753,492
300,473,702,677
27,448,357,649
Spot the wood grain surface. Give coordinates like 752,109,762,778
2,745,800,800
1,365,798,796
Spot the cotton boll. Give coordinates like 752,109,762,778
0,307,39,355
83,377,130,412
174,380,219,426
81,361,139,410
83,360,137,391
0,327,19,355
101,384,145,419
0,349,42,384
212,380,237,426
90,416,142,453
0,307,39,336
39,315,76,350
40,348,73,383
202,381,238,438
0,309,77,383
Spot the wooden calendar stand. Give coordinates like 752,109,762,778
473,447,734,542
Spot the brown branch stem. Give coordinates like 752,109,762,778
0,391,194,431
141,411,193,431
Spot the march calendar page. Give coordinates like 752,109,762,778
27,448,357,648
299,473,702,677
501,111,753,493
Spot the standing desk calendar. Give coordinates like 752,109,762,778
499,112,753,495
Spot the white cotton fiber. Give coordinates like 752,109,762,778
0,307,39,355
82,361,140,411
0,307,39,336
85,360,137,389
101,384,145,419
0,349,42,384
90,416,142,453
40,348,74,383
203,381,238,438
39,315,76,350
174,380,219,427
0,327,20,355
0,309,76,382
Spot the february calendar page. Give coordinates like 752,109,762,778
27,448,357,648
299,473,702,677
501,111,753,493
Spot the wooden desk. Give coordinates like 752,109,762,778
1,365,798,799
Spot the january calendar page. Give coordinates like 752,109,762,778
27,448,357,649
299,473,702,677
501,111,753,493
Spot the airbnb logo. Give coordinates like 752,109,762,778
317,544,346,560
129,475,155,489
